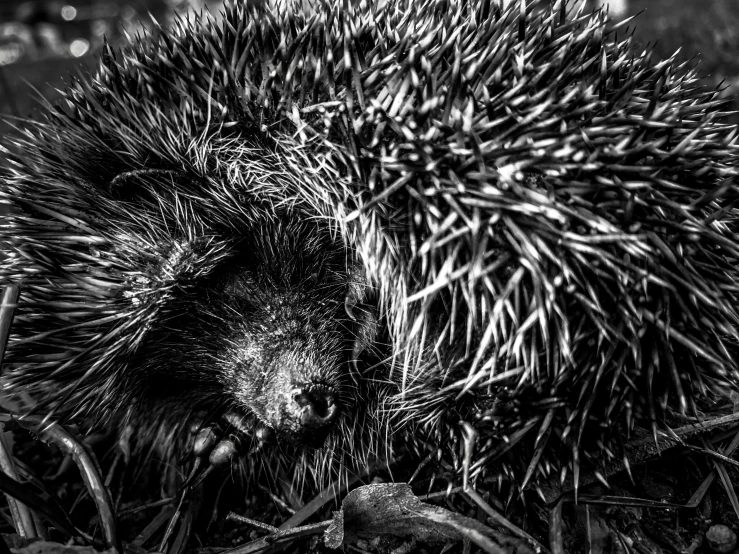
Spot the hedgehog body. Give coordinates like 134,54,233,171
2,0,739,492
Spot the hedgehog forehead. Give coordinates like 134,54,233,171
206,220,351,297
212,263,345,323
219,284,347,385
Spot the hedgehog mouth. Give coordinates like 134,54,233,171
276,382,340,448
221,409,336,450
223,382,340,450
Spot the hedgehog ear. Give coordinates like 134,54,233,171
348,300,379,372
106,168,193,201
345,273,379,370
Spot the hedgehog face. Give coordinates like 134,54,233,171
216,264,349,448
151,216,374,449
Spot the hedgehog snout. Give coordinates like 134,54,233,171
279,384,339,448
292,386,338,428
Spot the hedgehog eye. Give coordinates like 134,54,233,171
345,292,358,321
222,273,258,301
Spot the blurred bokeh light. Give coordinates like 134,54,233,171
0,0,223,133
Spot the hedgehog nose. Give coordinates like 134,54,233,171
292,387,338,430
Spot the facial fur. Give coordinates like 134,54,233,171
121,214,376,449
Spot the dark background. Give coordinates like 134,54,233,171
0,0,224,136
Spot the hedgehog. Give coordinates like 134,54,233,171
2,0,739,500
